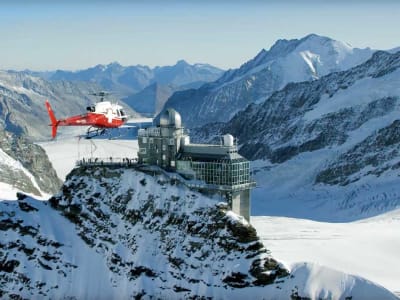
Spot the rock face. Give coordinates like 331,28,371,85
0,166,288,298
0,128,61,196
315,119,400,186
161,34,375,128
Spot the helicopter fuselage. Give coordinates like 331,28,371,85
45,100,128,138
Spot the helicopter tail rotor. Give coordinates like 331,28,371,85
45,100,59,139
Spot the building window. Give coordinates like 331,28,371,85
162,154,166,160
140,148,146,154
149,138,154,144
162,144,166,151
142,137,147,144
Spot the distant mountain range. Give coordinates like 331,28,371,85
29,60,224,116
47,60,223,95
161,34,376,128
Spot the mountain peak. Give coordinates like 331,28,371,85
106,61,123,69
175,59,189,66
302,33,331,42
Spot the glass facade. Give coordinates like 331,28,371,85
177,159,250,186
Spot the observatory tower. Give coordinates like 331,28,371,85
138,109,255,221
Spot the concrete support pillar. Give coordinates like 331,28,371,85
231,189,250,222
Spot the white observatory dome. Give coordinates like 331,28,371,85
223,134,234,146
159,108,182,128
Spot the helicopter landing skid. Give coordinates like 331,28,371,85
107,127,134,140
85,127,106,139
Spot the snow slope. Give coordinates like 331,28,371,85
0,198,116,299
252,210,400,295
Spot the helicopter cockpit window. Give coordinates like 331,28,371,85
86,106,95,112
120,109,126,116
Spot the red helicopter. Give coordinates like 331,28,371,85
45,92,128,139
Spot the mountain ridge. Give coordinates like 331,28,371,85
160,34,376,128
45,60,223,97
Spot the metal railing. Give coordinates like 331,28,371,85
76,157,138,167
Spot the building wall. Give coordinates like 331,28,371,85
138,127,185,169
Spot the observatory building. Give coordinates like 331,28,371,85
137,109,255,221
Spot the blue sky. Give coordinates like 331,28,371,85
1,0,399,70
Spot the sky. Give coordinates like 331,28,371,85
0,0,399,71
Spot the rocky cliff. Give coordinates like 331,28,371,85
0,166,288,299
0,127,61,197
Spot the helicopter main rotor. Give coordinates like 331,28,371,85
90,91,110,102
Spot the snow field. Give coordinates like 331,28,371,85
252,211,400,294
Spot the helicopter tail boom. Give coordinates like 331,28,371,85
45,100,59,138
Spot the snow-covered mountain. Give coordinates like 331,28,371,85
0,70,137,140
0,165,397,299
161,34,375,128
0,127,61,199
200,50,400,221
